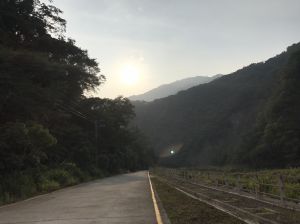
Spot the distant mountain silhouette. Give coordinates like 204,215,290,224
129,75,222,101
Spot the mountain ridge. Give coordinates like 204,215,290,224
133,43,300,168
129,75,222,102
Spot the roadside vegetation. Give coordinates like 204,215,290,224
154,167,300,202
0,0,154,205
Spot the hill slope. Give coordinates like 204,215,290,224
133,43,300,168
129,75,221,101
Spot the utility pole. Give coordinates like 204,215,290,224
95,119,98,168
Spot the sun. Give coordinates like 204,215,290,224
120,64,139,85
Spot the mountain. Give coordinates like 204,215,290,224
129,75,222,101
133,43,300,169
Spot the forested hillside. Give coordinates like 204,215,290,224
0,0,154,204
133,43,300,169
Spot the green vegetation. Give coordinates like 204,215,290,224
0,164,91,205
151,177,245,224
133,43,300,169
154,167,300,201
0,0,154,205
238,50,300,168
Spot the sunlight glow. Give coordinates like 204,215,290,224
120,64,139,85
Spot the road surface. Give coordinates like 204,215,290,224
0,171,157,224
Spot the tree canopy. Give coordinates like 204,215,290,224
0,0,154,204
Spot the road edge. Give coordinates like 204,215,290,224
148,171,164,224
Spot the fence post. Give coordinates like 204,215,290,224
236,174,241,192
215,176,218,187
224,173,228,187
255,174,260,199
279,174,286,205
223,172,227,187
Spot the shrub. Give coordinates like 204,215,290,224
62,163,89,182
39,179,60,192
45,169,77,186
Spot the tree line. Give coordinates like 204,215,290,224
0,0,154,204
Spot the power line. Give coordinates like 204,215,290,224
0,80,97,122
56,103,93,123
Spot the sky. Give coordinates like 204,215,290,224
51,0,300,99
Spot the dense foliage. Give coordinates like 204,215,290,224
0,0,154,204
238,49,300,168
133,43,300,169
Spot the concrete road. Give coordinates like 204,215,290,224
0,171,157,224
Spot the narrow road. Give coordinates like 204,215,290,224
0,171,157,224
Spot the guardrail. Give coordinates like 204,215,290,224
153,167,300,209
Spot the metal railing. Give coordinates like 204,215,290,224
153,167,300,209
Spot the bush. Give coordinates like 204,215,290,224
62,163,90,182
39,179,60,192
88,167,107,178
0,192,11,205
0,173,37,204
45,169,78,186
0,165,102,205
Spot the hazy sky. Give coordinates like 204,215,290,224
51,0,300,98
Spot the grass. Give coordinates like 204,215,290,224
151,177,245,224
154,167,300,201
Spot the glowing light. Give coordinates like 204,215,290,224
170,150,174,154
120,64,139,85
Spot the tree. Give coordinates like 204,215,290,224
239,51,300,168
0,122,56,172
0,0,155,204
